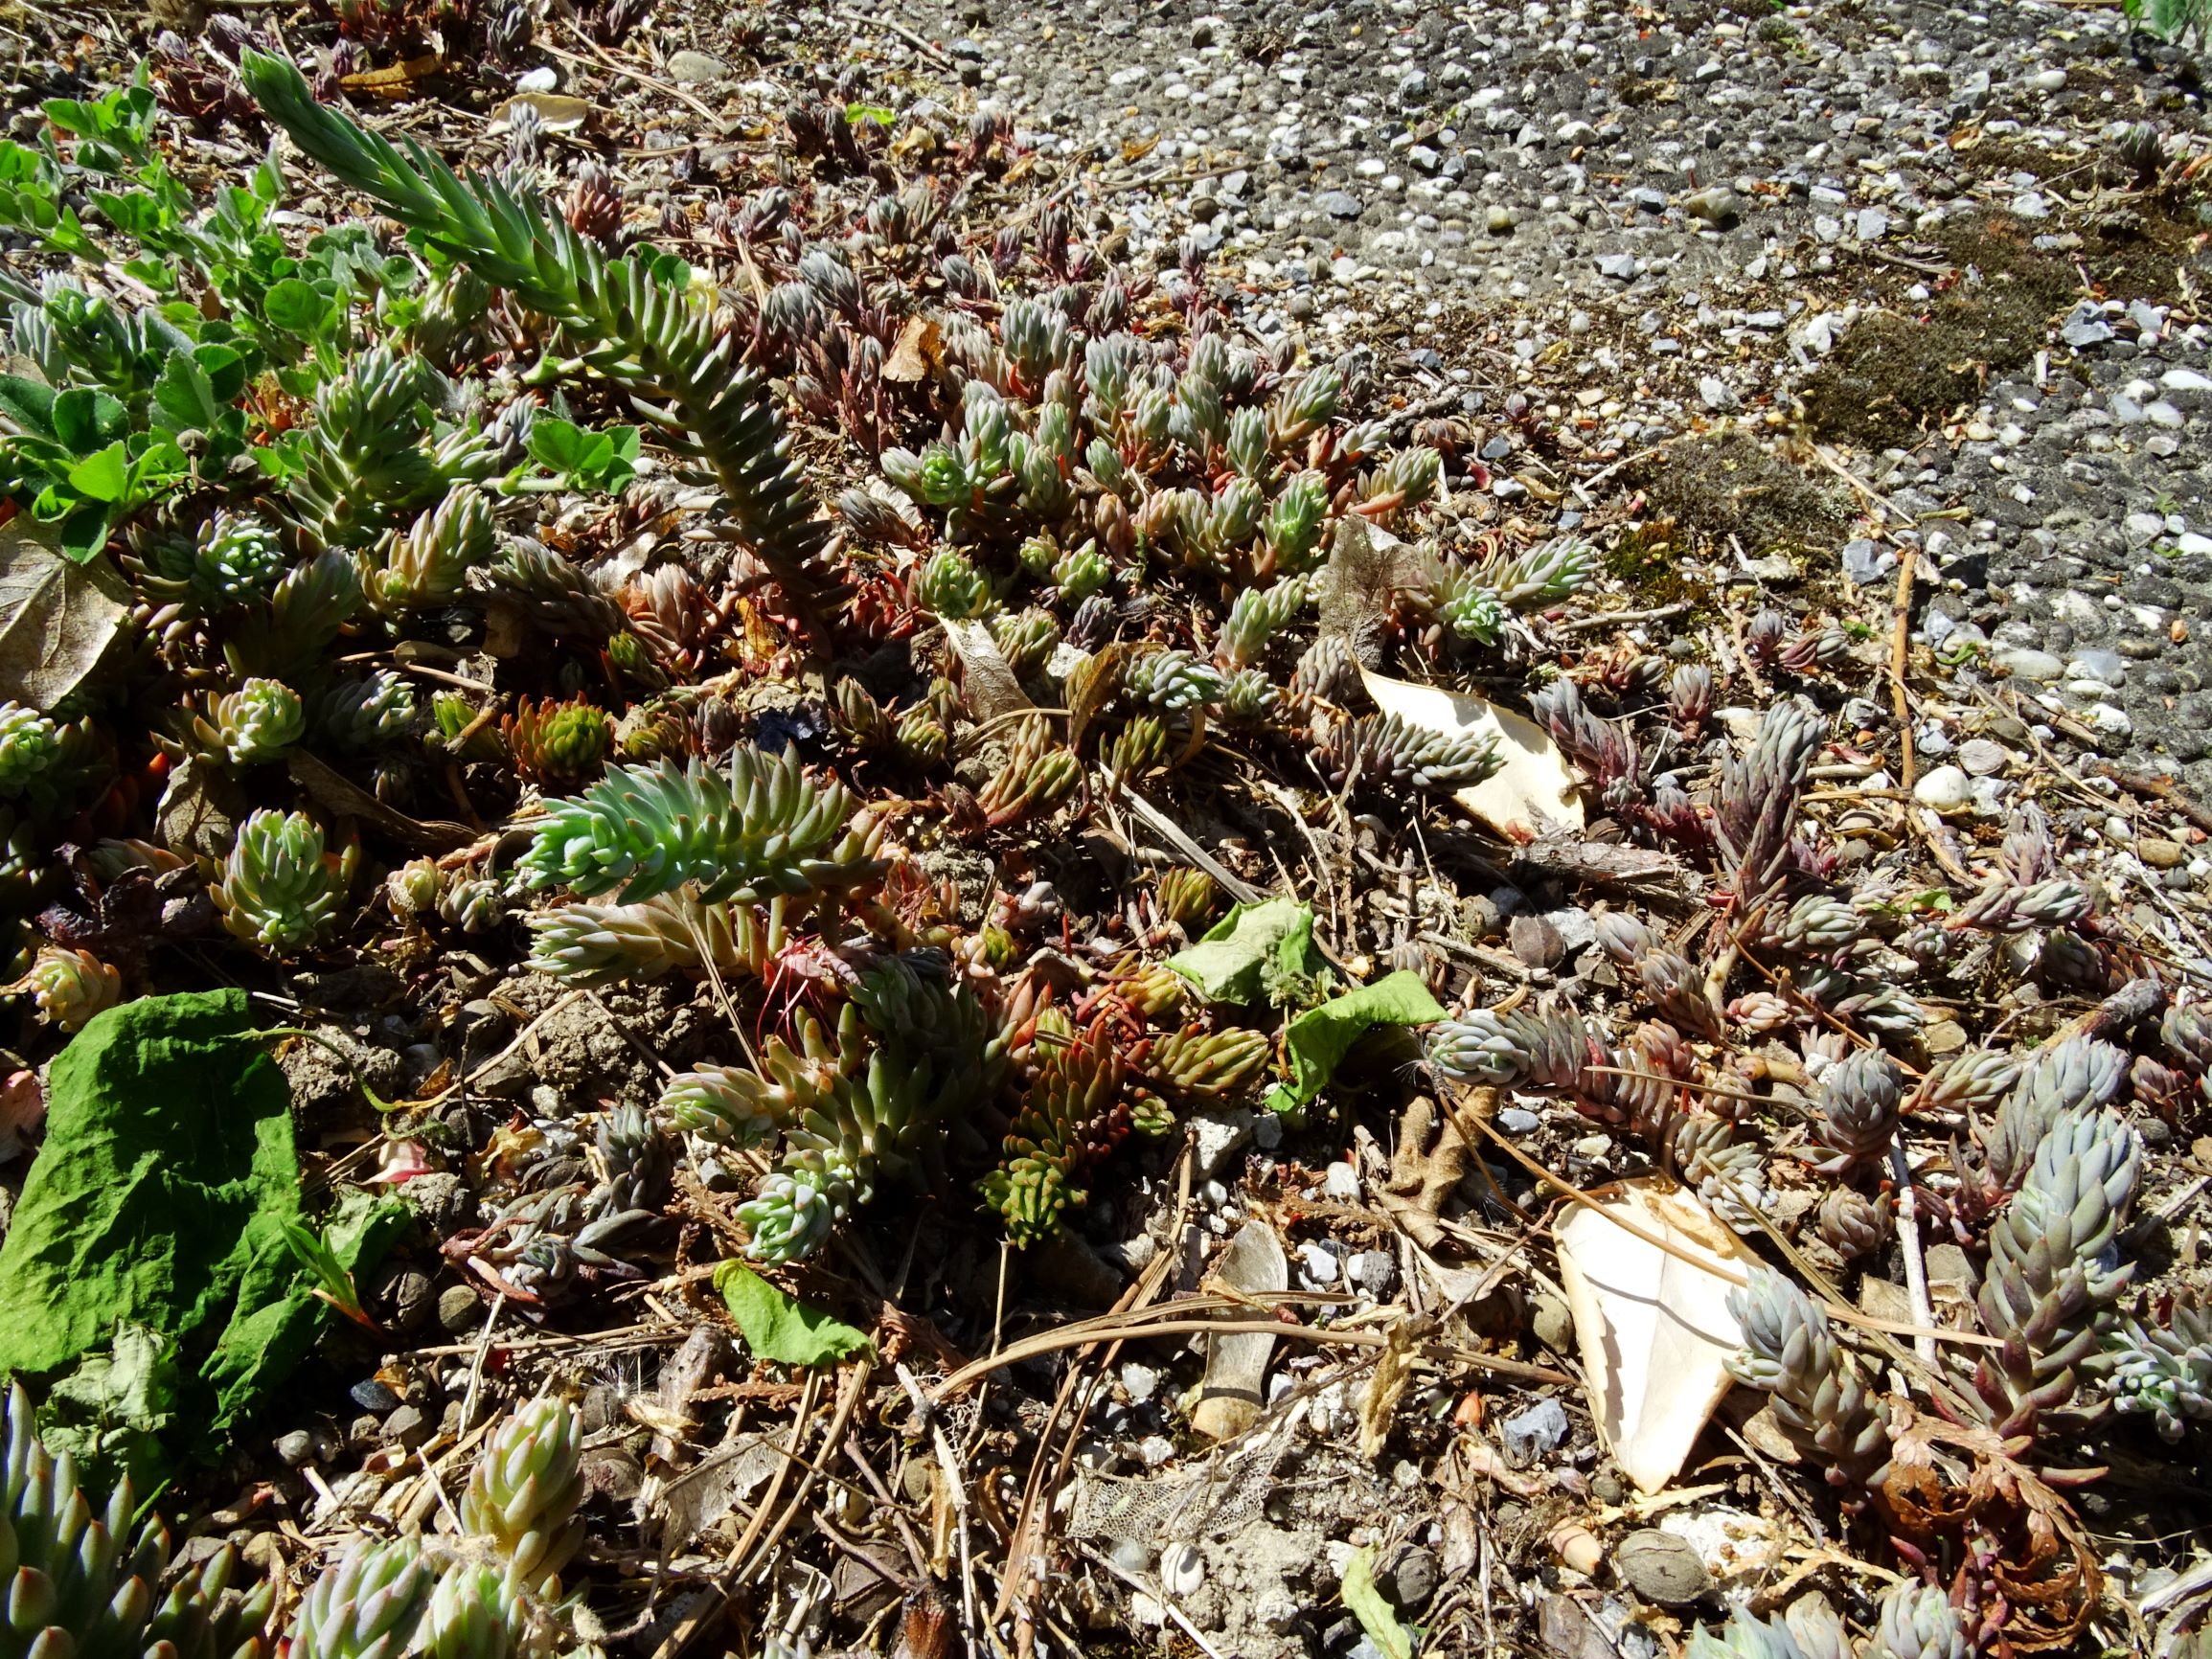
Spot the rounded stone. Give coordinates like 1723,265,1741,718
1613,1529,1712,1605
438,1284,484,1334
1956,738,2011,777
1912,764,1972,810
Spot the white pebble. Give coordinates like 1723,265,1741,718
1913,764,1972,811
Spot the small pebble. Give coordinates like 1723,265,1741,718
1957,738,2011,777
1912,765,1972,811
1160,1541,1205,1597
349,1378,400,1413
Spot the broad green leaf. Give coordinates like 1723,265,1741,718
52,387,127,455
527,415,591,473
66,442,129,503
714,1261,870,1367
262,277,329,336
57,502,113,563
0,373,57,439
153,356,218,431
1264,970,1446,1117
1340,1547,1415,1659
195,343,247,404
0,991,407,1437
36,1323,181,1496
1168,897,1326,1005
93,188,171,241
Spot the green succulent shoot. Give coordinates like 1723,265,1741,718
213,807,359,955
9,944,124,1031
459,1396,584,1594
0,700,63,799
208,677,307,765
912,547,993,620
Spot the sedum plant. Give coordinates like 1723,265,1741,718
212,808,358,954
981,1017,1129,1246
525,892,792,987
518,746,885,905
1974,1105,2142,1436
239,52,832,626
10,944,124,1031
459,1397,584,1595
0,702,63,803
2107,1290,2212,1442
1724,1266,1891,1498
1,1382,274,1659
503,698,613,788
201,677,306,766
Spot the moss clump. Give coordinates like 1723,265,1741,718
1630,434,1847,562
1802,215,2074,445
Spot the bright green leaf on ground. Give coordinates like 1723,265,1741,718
35,1322,182,1498
1264,970,1446,1117
1167,897,1328,1005
0,989,407,1437
714,1261,871,1367
1340,1545,1416,1659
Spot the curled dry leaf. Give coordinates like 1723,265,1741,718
1192,1217,1287,1441
1358,665,1584,841
1554,1178,1755,1494
0,521,128,711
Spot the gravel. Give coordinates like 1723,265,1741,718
836,0,2211,792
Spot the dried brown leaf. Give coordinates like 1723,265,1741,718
0,520,127,711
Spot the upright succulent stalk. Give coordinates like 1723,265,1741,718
982,1017,1129,1245
1809,1047,1904,1174
1724,1267,1890,1498
1,1382,272,1659
1868,1584,1970,1659
1714,698,1824,911
458,1398,584,1594
1974,1105,2142,1436
1686,1608,1809,1659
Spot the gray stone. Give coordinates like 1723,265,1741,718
1347,1249,1399,1295
1596,253,1639,280
1841,537,1895,584
350,1378,400,1413
1958,737,2011,776
382,1403,431,1448
665,50,729,84
438,1284,483,1334
1991,647,2064,683
1317,190,1363,219
1191,1108,1255,1177
1699,375,1739,412
1614,1530,1712,1605
1855,207,1889,242
274,1429,317,1467
1387,1545,1440,1613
